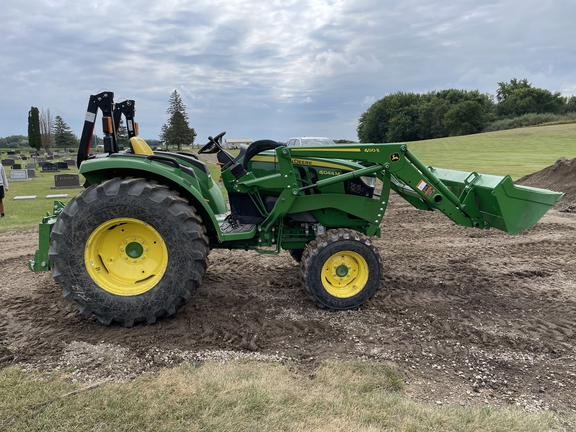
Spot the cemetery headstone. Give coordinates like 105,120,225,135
9,169,31,181
2,159,14,167
57,162,70,170
41,162,60,172
53,174,82,189
27,163,37,169
27,169,37,178
13,163,22,170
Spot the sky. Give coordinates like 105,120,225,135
2,0,575,144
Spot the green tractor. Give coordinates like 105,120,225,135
29,91,564,327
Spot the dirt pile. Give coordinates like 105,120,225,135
517,157,576,212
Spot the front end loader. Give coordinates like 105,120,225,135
29,91,564,327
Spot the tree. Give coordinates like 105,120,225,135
417,97,450,139
160,90,197,150
443,101,485,136
28,107,41,150
166,90,188,119
357,92,418,143
566,96,576,113
53,115,77,149
496,79,565,117
357,89,494,143
1,135,28,148
496,78,531,103
159,124,169,150
116,118,129,148
39,108,54,151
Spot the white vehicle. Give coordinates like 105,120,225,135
286,137,335,146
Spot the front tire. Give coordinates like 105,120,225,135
49,178,209,327
301,229,382,310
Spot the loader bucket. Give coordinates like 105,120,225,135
429,167,564,235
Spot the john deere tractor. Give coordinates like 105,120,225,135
29,91,564,327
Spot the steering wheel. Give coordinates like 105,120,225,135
199,131,226,154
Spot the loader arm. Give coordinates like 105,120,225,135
227,143,563,236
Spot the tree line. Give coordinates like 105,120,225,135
27,107,79,151
357,78,576,143
1,90,196,151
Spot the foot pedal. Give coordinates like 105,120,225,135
220,221,255,234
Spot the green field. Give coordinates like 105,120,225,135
406,123,576,179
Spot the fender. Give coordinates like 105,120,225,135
79,154,227,239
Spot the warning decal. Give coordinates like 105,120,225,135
416,180,435,197
85,112,96,123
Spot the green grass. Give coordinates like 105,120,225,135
1,361,567,432
0,167,83,233
406,123,576,180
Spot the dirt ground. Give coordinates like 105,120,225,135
1,157,575,413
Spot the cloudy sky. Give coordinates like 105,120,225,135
2,0,575,144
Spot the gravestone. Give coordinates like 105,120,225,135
7,151,16,156
14,150,21,154
9,169,31,182
53,174,82,189
2,159,14,167
21,156,28,161
27,163,37,169
65,159,76,168
41,162,60,172
27,169,37,178
13,163,22,170
57,162,70,170
46,155,54,160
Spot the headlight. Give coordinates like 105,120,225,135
360,176,377,188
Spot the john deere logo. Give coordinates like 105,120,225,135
390,153,400,162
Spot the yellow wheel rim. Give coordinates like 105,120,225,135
321,250,369,298
85,218,168,296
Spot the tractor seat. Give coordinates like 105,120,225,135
129,137,154,155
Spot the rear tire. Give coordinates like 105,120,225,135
49,178,208,327
301,229,382,310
